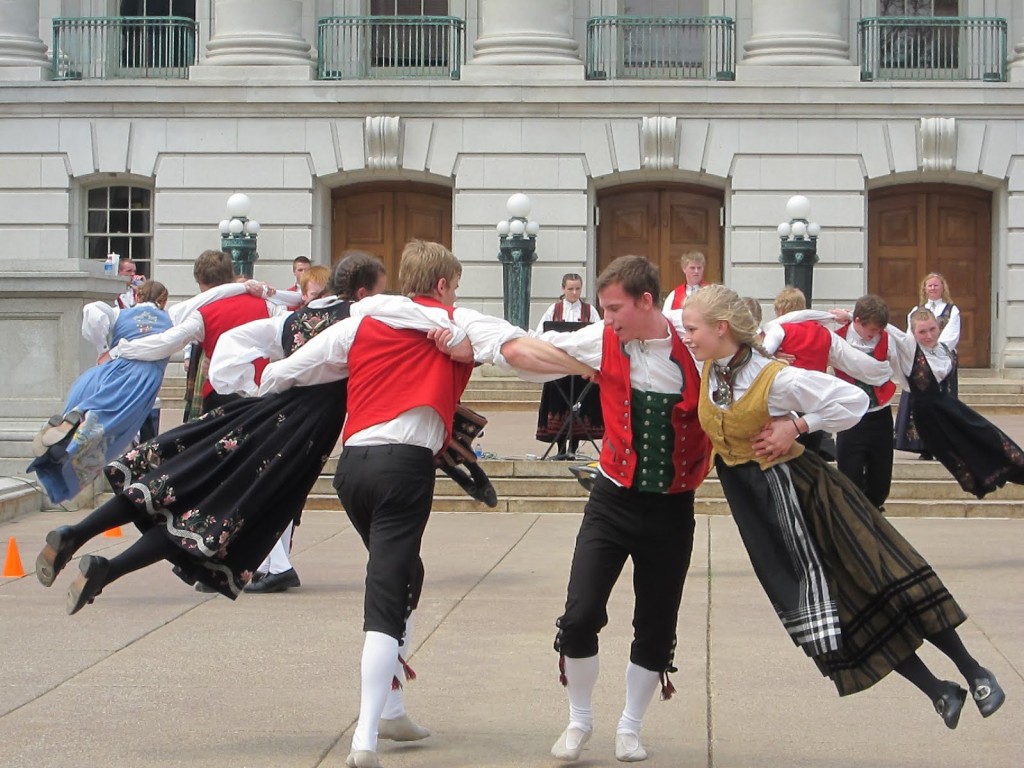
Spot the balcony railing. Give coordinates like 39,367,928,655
586,16,735,81
317,16,464,80
858,16,1007,82
52,16,197,80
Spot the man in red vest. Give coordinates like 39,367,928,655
259,240,591,768
506,255,711,763
107,250,281,414
661,250,708,314
762,287,891,460
831,295,900,508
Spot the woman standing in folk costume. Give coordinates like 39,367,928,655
35,253,389,612
535,272,604,458
681,284,1004,730
897,273,961,457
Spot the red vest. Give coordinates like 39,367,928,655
835,325,897,407
342,297,474,451
670,282,708,310
777,321,831,373
199,293,270,398
553,300,593,323
596,325,710,493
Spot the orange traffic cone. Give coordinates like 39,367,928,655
2,536,25,577
103,526,123,538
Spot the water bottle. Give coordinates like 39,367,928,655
474,443,483,459
104,253,115,274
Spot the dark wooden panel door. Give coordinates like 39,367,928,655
598,184,723,300
869,185,991,367
332,184,452,286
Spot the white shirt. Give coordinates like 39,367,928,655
908,300,960,350
885,324,954,385
707,352,869,435
258,295,525,454
535,298,598,334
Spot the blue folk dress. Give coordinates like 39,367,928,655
28,302,172,503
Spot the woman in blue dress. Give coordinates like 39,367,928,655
28,281,171,504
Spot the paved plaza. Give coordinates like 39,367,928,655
1,506,1021,768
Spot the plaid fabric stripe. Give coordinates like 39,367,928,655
786,452,967,696
764,464,842,656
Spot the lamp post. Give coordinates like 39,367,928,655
218,193,261,279
496,193,540,330
777,195,821,305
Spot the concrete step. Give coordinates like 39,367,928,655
0,477,42,524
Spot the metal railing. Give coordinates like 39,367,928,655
52,16,197,80
586,16,735,81
858,16,1007,82
317,16,464,80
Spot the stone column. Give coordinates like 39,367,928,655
738,0,858,82
462,0,583,81
0,0,49,80
191,0,313,81
1008,0,1024,82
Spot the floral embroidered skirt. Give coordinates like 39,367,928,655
104,381,348,598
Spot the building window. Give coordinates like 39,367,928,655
878,0,958,16
86,186,153,278
878,0,959,70
120,0,197,19
370,0,450,69
119,0,197,72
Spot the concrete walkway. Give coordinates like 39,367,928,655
1,508,1021,767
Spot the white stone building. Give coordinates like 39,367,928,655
3,0,1024,433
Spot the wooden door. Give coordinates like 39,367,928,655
332,183,453,285
868,185,991,367
597,184,723,300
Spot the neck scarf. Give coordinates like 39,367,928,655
711,346,753,407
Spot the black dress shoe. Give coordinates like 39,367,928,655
67,555,109,615
244,568,300,593
36,526,78,588
934,681,968,729
970,668,1006,717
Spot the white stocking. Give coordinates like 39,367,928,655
381,612,416,720
564,654,600,733
352,631,399,752
617,662,660,735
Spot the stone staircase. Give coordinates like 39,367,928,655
291,455,1024,519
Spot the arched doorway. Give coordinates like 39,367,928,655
596,184,724,300
868,184,991,367
331,182,453,282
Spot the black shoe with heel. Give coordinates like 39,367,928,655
66,555,109,615
934,681,968,729
36,526,78,587
970,668,1006,718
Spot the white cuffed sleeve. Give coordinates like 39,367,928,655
767,367,869,434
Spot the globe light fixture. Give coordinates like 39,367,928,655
778,195,821,305
219,193,260,279
496,192,541,330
